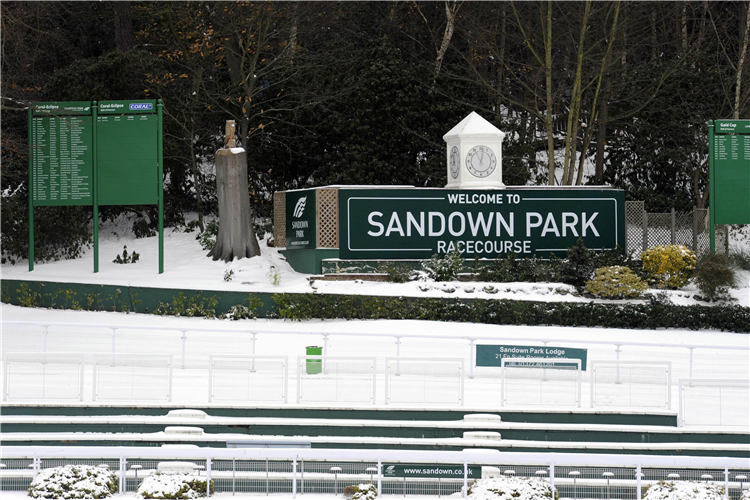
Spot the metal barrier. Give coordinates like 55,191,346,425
209,355,288,403
385,357,464,406
501,358,582,408
3,352,84,402
296,356,377,404
679,378,750,428
0,446,748,499
93,353,172,402
2,321,748,422
591,361,671,409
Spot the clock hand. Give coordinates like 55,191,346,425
479,151,485,165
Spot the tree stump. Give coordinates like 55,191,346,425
208,142,260,262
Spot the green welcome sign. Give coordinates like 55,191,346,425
339,188,624,259
28,100,164,273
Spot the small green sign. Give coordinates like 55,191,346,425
98,100,157,114
382,464,481,479
33,101,93,116
339,188,624,259
476,344,588,370
286,189,317,249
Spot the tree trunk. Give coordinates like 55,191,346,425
113,2,134,52
208,147,260,262
544,0,556,185
734,3,750,119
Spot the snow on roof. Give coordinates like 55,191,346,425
443,111,506,140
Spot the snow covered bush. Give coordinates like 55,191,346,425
640,245,697,289
421,249,464,281
585,265,648,299
741,487,750,500
136,472,213,499
343,483,377,500
468,476,558,500
642,480,724,499
28,464,118,499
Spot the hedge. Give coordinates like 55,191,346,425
272,294,750,333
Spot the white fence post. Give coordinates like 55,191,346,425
377,460,382,496
724,467,729,500
293,456,297,499
206,458,212,497
636,464,642,500
469,339,476,379
119,457,126,494
463,461,468,498
181,330,187,369
549,463,554,492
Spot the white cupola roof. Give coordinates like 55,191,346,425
443,111,506,141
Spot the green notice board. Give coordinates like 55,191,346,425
97,102,159,205
30,103,93,206
711,120,750,224
28,99,163,273
476,344,588,370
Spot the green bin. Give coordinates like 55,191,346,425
305,346,323,374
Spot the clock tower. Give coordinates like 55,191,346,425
443,112,506,189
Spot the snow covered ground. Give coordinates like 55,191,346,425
1,216,749,421
1,215,748,306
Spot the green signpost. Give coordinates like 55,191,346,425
28,100,164,273
708,119,750,252
476,344,588,370
339,188,624,260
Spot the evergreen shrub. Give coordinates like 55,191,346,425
28,465,117,499
422,249,463,281
640,245,697,289
694,253,737,303
585,266,648,299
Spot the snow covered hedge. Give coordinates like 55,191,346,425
343,483,378,500
468,476,557,500
28,465,118,499
642,480,725,499
136,472,213,499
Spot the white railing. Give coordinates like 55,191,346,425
678,378,750,428
385,357,464,406
591,361,671,409
2,320,748,422
0,446,747,499
296,356,377,404
3,352,84,402
93,353,172,402
501,358,582,408
208,355,288,403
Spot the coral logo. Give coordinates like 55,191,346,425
130,103,153,111
293,197,307,218
385,466,396,476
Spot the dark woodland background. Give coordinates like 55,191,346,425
2,1,748,262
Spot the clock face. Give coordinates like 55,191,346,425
449,146,460,179
465,145,497,178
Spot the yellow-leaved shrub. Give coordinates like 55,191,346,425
585,266,648,299
640,245,697,289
